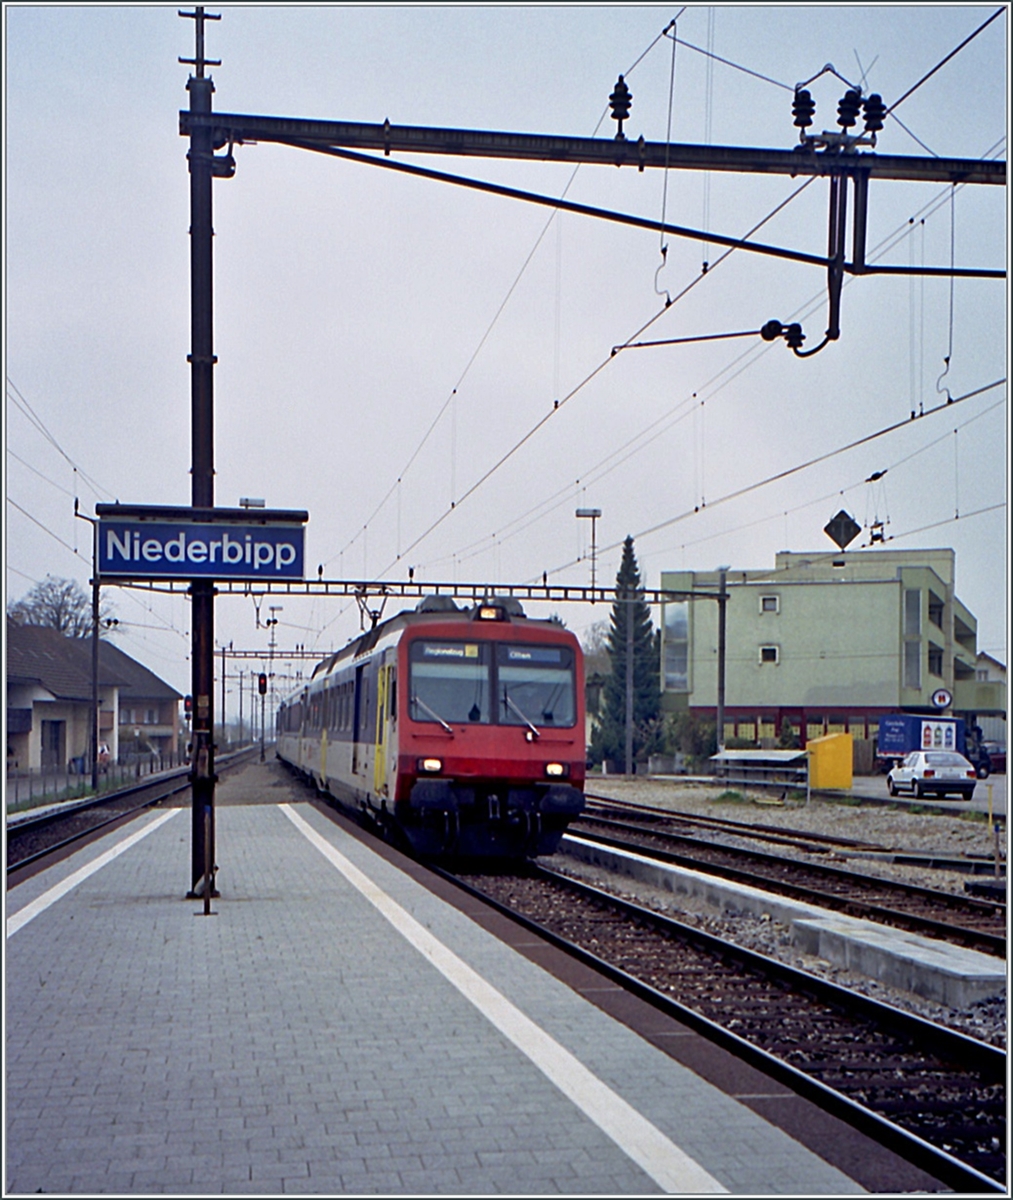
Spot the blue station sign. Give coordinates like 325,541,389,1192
95,505,308,581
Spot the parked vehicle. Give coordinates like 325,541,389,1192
887,750,977,800
982,741,1006,774
877,713,991,779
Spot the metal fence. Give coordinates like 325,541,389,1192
6,750,187,815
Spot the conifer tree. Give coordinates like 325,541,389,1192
590,536,660,771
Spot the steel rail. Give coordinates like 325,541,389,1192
436,862,1005,1193
570,820,1006,957
6,747,258,876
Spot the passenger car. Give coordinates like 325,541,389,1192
276,596,585,858
886,750,977,799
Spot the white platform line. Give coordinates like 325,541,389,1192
7,809,180,939
282,804,727,1194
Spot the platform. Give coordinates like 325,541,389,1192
561,834,1006,1009
6,769,948,1194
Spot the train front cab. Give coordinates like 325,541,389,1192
392,604,585,858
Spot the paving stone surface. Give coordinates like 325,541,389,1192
7,775,865,1195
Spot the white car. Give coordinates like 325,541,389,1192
887,750,977,800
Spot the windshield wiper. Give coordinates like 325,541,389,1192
504,691,540,740
411,694,454,735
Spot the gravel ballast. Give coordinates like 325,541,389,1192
550,777,1007,1047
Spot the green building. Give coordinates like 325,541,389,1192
660,548,1006,753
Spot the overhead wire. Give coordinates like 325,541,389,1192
311,20,1004,640
538,379,1005,579
420,161,988,577
6,377,113,502
374,175,820,581
610,380,1006,556
374,126,1001,587
885,7,1006,118
322,20,678,573
652,394,1006,560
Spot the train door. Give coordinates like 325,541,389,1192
373,663,389,796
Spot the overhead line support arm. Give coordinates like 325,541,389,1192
180,112,1005,186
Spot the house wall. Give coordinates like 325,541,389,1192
659,549,1000,742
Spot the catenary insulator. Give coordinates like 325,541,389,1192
792,88,815,129
862,93,886,133
837,89,862,129
609,75,632,136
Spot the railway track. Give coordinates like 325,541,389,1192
575,799,1006,958
6,747,258,876
447,863,1006,1191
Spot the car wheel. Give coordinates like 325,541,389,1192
977,765,990,780
914,781,925,798
887,778,898,796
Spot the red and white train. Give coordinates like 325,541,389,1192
276,596,586,857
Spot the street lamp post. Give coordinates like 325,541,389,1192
576,508,602,594
716,567,729,755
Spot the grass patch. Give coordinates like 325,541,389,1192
713,789,747,804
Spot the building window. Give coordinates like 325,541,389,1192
759,645,779,665
120,709,132,724
928,591,944,630
663,601,689,691
904,588,921,637
146,709,157,724
904,641,921,689
928,643,943,677
760,595,780,614
976,668,990,681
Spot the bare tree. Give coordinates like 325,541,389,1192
7,575,118,638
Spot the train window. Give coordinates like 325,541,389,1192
497,644,575,728
410,641,490,725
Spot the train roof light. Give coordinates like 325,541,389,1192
475,604,506,621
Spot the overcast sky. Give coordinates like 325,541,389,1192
5,5,1008,718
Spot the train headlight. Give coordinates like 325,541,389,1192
544,762,568,778
418,757,443,773
477,604,505,620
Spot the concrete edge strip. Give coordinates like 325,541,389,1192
6,809,180,939
281,803,728,1195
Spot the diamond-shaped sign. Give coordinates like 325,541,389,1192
824,510,861,550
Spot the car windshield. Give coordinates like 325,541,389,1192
408,638,576,728
497,644,575,728
409,641,490,724
924,753,968,766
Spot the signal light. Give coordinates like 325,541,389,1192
862,93,886,134
836,89,862,130
258,672,268,695
184,694,193,718
792,88,815,130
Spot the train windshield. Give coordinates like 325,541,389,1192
409,641,490,724
497,644,575,728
